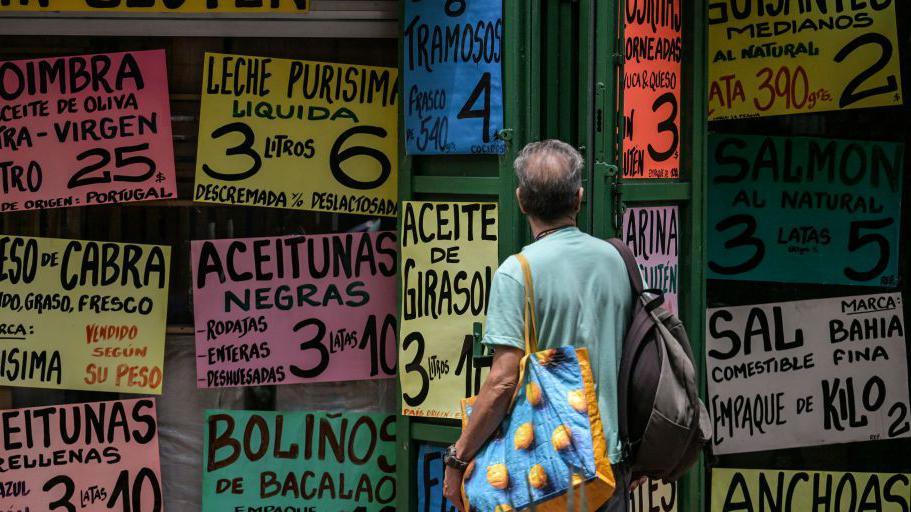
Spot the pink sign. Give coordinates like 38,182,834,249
622,205,679,314
0,50,176,211
191,231,397,388
0,398,162,511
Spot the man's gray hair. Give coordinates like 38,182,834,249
514,140,584,221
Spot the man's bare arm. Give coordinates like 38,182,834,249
454,345,524,460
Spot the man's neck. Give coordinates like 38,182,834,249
528,216,576,240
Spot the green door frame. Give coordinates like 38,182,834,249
395,1,541,509
591,1,708,511
395,0,707,509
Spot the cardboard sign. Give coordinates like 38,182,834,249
0,235,170,393
708,1,902,120
203,410,396,512
630,479,677,512
708,133,903,286
191,231,397,388
0,398,162,511
403,0,505,155
0,0,308,12
713,468,911,511
416,443,458,512
623,0,681,178
622,205,679,314
706,293,911,454
194,53,398,217
399,201,498,419
0,50,176,212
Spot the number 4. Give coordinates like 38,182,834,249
458,72,493,143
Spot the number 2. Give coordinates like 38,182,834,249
834,33,898,108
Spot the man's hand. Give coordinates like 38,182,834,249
443,464,466,512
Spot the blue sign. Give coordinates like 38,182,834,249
417,443,458,512
708,133,903,286
404,0,505,155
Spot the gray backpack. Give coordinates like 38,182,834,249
608,239,711,482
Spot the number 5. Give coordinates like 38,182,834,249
844,218,894,282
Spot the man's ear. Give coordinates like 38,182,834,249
574,188,584,212
515,188,527,214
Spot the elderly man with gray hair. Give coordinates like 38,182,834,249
442,139,636,511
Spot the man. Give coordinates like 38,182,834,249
442,140,636,511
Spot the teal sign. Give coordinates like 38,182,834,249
203,410,396,512
708,133,903,286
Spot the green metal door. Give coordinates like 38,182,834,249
590,1,708,511
396,0,707,509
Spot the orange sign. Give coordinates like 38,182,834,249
623,1,682,179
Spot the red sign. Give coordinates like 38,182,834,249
623,1,681,179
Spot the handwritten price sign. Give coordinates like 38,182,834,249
708,1,902,120
194,53,398,216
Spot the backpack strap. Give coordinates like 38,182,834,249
608,238,665,312
607,238,644,296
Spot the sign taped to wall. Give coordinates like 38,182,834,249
0,0,309,12
622,205,679,314
706,293,910,454
0,398,162,512
623,0,681,178
0,235,170,394
708,0,903,119
194,53,398,216
191,231,397,388
0,50,176,211
403,0,505,155
708,133,903,286
712,468,911,512
399,201,498,419
203,410,396,512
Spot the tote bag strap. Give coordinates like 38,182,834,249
515,253,539,355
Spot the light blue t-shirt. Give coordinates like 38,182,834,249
482,227,632,462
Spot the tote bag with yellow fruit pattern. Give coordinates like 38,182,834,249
460,253,615,512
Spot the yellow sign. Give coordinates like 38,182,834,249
0,0,308,13
0,235,170,394
708,1,902,120
712,468,911,511
399,201,498,419
194,53,398,216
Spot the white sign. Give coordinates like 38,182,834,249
706,293,910,454
630,478,676,512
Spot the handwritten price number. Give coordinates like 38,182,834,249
751,33,898,113
401,330,487,408
648,92,679,163
834,33,898,108
416,115,450,153
458,72,495,144
288,315,396,380
202,121,392,190
67,144,156,189
709,216,893,282
44,468,162,511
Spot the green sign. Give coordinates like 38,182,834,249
708,133,903,286
203,410,396,512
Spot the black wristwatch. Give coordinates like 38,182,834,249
443,444,469,471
